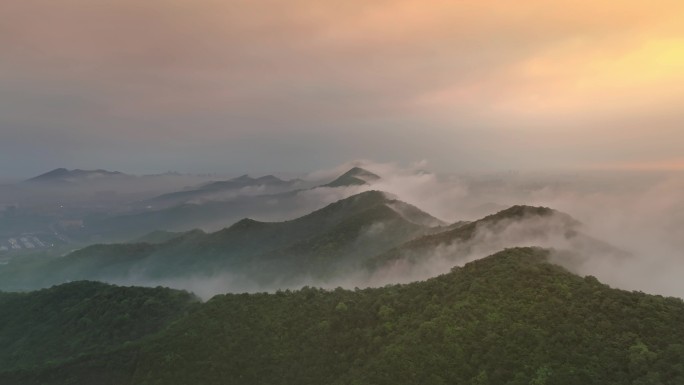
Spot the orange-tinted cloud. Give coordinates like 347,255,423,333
0,0,683,173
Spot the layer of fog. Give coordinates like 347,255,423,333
179,161,684,299
353,161,684,298
9,160,682,300
0,173,220,208
116,211,624,301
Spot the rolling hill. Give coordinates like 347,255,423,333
2,248,683,385
366,205,626,280
322,166,380,187
0,191,444,291
0,195,624,296
83,167,383,241
0,281,198,372
140,174,304,209
25,168,131,184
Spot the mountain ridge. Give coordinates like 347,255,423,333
323,166,380,188
0,191,442,290
85,167,383,240
365,204,620,274
25,168,130,184
2,247,683,385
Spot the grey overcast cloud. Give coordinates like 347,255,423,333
1,0,683,176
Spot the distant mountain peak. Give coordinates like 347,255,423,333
226,218,267,231
47,167,69,174
346,189,389,201
228,174,285,185
28,168,71,181
481,205,579,227
26,168,127,183
231,174,255,182
323,167,380,188
294,190,443,230
302,190,390,217
256,175,284,183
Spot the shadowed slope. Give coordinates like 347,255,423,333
4,248,683,385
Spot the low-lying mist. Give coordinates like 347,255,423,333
0,173,219,207
353,161,684,298
100,161,684,300
6,160,681,301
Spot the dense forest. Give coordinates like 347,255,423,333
2,248,683,384
0,282,199,372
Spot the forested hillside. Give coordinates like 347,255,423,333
3,248,683,385
0,281,199,372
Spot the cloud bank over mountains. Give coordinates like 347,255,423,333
305,161,684,297
5,160,681,299
1,0,683,176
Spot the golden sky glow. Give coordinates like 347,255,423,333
0,0,683,174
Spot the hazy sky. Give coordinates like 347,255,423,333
1,0,683,177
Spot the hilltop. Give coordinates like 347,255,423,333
0,191,444,291
25,168,131,184
322,167,381,187
0,281,198,372
82,167,383,241
141,174,302,209
2,248,683,384
366,204,623,274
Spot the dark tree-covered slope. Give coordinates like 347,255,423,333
4,248,683,385
131,248,684,385
0,281,199,372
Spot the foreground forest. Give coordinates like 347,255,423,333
2,248,683,385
